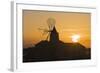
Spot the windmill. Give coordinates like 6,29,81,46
38,18,56,41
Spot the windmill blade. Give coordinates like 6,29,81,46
51,24,55,30
48,24,53,31
48,23,53,31
48,19,55,30
49,24,52,30
38,28,50,32
38,28,51,37
47,18,56,31
48,24,51,30
38,28,49,31
46,32,51,41
42,31,48,35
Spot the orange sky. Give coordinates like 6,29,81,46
23,10,91,48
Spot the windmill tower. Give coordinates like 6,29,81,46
47,18,59,44
39,18,59,44
50,26,59,44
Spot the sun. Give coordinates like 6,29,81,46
71,35,80,43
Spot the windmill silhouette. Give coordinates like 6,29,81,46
38,18,59,43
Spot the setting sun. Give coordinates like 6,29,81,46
71,35,80,43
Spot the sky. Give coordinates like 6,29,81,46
23,10,91,48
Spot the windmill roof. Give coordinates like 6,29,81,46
52,26,58,33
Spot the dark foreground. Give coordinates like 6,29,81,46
23,40,91,63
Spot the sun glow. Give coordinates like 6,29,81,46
71,35,80,43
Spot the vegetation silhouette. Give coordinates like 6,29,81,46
23,18,91,62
